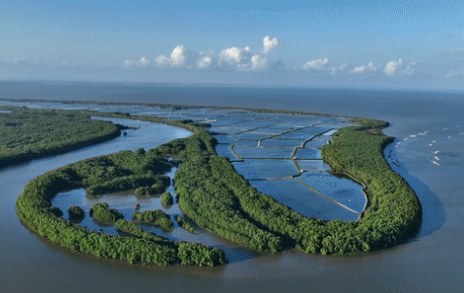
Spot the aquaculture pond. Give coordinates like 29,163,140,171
233,132,272,140
295,160,331,172
260,139,305,148
294,148,322,159
232,159,300,180
273,132,317,140
249,180,359,221
297,172,367,213
215,144,241,161
233,147,294,159
304,140,328,148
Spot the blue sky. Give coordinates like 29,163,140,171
1,0,463,90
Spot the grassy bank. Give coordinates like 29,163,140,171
0,107,121,170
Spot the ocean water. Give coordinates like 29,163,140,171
0,83,464,292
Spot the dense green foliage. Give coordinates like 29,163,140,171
177,242,226,267
90,203,124,222
132,210,174,229
176,216,198,234
115,219,173,246
68,206,85,220
49,206,63,217
116,220,225,266
0,107,120,170
161,192,173,205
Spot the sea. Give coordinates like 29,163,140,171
0,82,463,293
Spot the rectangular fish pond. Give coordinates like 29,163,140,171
232,159,300,180
233,147,294,159
296,172,367,213
295,160,331,172
260,139,305,148
249,180,359,221
294,148,322,159
215,144,241,161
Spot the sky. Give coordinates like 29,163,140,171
0,0,463,91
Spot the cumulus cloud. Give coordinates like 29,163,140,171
384,58,404,75
263,36,281,54
123,36,281,71
124,56,150,67
170,45,188,67
198,55,212,69
351,61,380,73
251,54,267,69
154,55,170,66
153,45,198,68
219,46,252,64
330,62,348,74
303,57,329,70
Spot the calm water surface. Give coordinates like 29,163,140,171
0,84,464,292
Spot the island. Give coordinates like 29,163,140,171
4,102,421,267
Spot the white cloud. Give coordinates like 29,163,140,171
351,61,379,73
153,45,199,68
263,36,281,54
219,46,252,64
170,45,188,67
198,56,212,69
154,55,170,66
124,37,278,72
124,56,150,67
251,54,267,69
303,57,329,70
384,58,404,75
330,62,348,74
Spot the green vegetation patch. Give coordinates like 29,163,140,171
161,192,173,206
176,216,198,234
0,107,120,170
68,206,85,220
132,210,174,229
177,241,226,267
90,203,124,223
115,219,173,246
116,220,224,266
